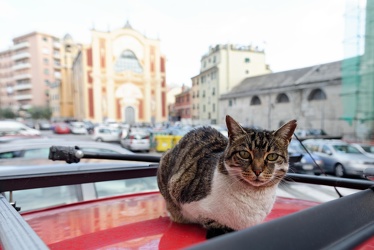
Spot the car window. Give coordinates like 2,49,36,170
332,145,361,154
94,177,158,198
4,185,81,212
23,148,50,158
305,144,319,152
361,145,374,153
81,147,120,154
0,150,23,158
321,145,331,154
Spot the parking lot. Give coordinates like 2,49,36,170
39,129,163,156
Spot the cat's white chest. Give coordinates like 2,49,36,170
181,169,277,230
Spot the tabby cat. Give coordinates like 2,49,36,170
157,115,297,238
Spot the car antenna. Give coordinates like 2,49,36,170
293,133,343,198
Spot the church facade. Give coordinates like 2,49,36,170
72,22,167,124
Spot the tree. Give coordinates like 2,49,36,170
0,108,16,119
28,106,52,120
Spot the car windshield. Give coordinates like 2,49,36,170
332,145,362,154
289,141,307,153
131,133,149,140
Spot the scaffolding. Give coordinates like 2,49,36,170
341,0,374,139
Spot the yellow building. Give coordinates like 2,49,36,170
72,22,168,124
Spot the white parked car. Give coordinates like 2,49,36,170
92,126,121,142
0,120,41,136
121,131,151,152
69,122,88,135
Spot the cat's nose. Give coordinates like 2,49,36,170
253,169,262,176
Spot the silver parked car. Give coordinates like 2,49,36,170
351,143,374,158
302,139,374,177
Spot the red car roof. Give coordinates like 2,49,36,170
21,192,320,249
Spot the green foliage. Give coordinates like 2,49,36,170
0,108,16,119
28,106,52,120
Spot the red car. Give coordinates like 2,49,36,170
0,149,374,249
53,122,71,134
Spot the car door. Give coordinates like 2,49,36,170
314,145,337,173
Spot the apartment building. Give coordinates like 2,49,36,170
72,22,168,124
0,50,16,110
191,75,199,124
173,85,191,124
8,32,61,110
194,44,271,125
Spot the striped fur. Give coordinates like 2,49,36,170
157,115,297,230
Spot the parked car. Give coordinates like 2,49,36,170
0,140,133,159
302,139,374,177
0,134,44,144
83,120,95,134
53,122,71,134
92,126,121,142
288,140,324,175
0,120,41,136
351,143,374,158
69,122,88,135
35,120,52,130
121,131,151,152
0,151,373,249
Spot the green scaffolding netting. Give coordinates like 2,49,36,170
342,0,374,125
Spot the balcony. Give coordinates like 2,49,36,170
11,42,30,51
15,94,32,101
14,74,32,80
53,42,61,49
53,62,61,69
54,71,61,79
12,63,31,71
53,52,60,59
11,52,31,61
14,83,32,91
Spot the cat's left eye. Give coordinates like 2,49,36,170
266,153,278,161
238,151,251,159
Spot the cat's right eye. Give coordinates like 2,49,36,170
238,151,251,159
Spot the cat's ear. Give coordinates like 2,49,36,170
226,115,246,140
274,120,297,142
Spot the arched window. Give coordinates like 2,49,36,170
114,50,143,73
308,88,327,101
250,96,261,105
276,93,290,103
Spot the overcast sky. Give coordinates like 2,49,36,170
0,0,358,86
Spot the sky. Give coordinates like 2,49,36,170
0,0,355,87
